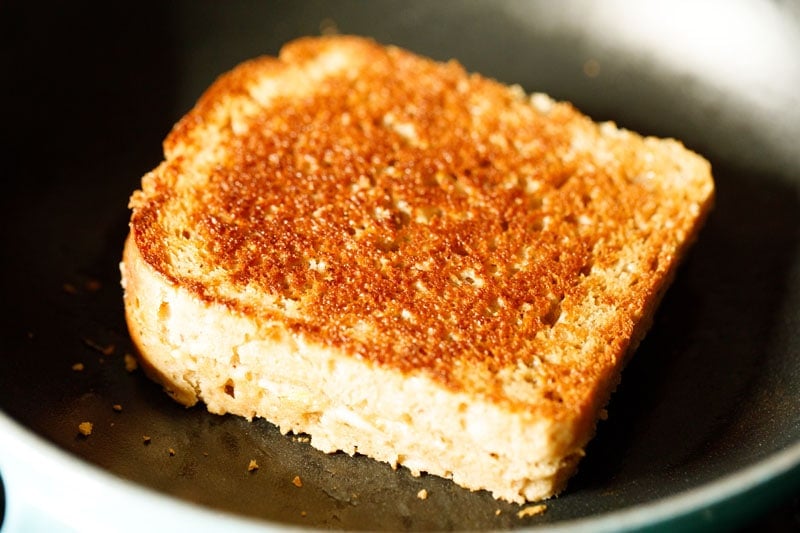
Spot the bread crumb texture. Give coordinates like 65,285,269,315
123,36,714,503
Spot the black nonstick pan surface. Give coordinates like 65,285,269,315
1,1,799,531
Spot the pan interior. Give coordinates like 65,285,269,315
1,1,798,530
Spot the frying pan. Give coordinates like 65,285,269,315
1,1,799,530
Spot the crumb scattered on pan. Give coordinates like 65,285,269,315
583,58,601,78
169,448,176,456
495,509,502,516
517,504,547,519
142,435,152,444
292,475,303,487
300,511,307,517
78,422,93,436
72,362,84,371
63,283,78,295
599,408,609,421
416,488,428,500
248,459,259,472
124,353,138,372
83,338,115,356
202,451,209,457
319,17,339,35
85,279,102,292
112,404,123,412
294,435,310,443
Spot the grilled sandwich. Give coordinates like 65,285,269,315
121,36,714,503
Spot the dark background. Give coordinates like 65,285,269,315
1,1,799,531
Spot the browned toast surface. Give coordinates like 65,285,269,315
125,36,713,502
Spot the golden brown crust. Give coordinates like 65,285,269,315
128,35,713,427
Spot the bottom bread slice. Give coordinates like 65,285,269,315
122,236,603,503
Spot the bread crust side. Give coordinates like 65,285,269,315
122,234,586,503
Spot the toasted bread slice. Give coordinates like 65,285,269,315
121,36,713,503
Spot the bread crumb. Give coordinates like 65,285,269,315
292,475,303,487
85,279,102,292
319,17,339,36
495,509,502,516
248,459,259,472
72,362,84,371
583,58,601,78
599,408,609,421
124,353,138,372
112,404,123,412
83,338,115,356
169,448,176,456
517,504,547,519
78,422,93,436
142,435,152,444
416,488,428,500
300,510,307,517
63,283,78,295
